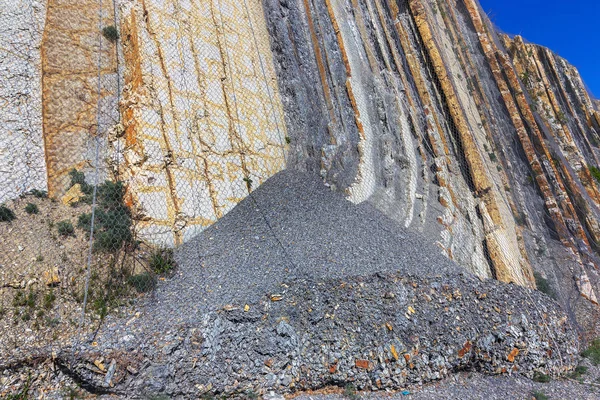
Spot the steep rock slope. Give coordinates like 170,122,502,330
263,0,600,335
1,0,600,335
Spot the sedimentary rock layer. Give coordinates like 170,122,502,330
1,0,600,332
117,0,287,245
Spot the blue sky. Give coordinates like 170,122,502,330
478,0,599,98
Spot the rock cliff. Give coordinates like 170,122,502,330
1,0,600,334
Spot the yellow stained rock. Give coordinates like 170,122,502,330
390,344,399,361
61,184,84,206
42,268,60,286
94,359,106,372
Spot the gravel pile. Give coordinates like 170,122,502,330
54,270,577,398
161,170,459,321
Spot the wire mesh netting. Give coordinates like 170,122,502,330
1,0,600,383
0,0,291,355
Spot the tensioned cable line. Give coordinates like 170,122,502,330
80,0,105,331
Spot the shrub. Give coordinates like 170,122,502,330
128,273,156,293
533,372,551,383
0,204,16,222
532,391,548,400
581,338,600,365
149,248,175,274
534,272,557,299
68,169,93,203
25,203,39,215
29,189,47,198
57,220,75,237
13,290,36,309
567,365,588,380
43,290,56,310
102,26,119,42
590,165,600,184
78,180,132,252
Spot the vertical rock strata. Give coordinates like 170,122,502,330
2,0,600,330
263,0,600,320
118,0,287,245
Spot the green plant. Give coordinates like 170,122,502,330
243,176,253,190
245,390,259,400
29,189,47,198
534,272,557,299
68,169,93,203
57,220,75,237
102,25,119,42
0,204,16,222
43,290,56,310
533,372,551,383
78,180,132,252
532,390,549,400
13,290,36,309
63,385,84,400
25,202,39,214
488,152,497,162
526,174,535,186
128,273,156,293
590,165,600,184
582,338,600,365
521,71,531,86
36,255,44,262
149,248,175,274
567,365,588,380
556,111,567,124
4,374,31,400
93,296,108,320
343,383,359,400
285,136,291,144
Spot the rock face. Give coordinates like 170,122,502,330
41,0,120,197
117,0,287,245
0,0,47,202
262,0,600,335
1,0,600,332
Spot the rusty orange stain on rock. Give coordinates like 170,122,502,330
355,359,371,370
390,344,399,361
329,363,337,373
458,340,472,358
507,348,519,362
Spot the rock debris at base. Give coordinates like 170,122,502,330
58,271,578,398
0,171,583,398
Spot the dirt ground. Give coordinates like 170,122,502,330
0,192,151,357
